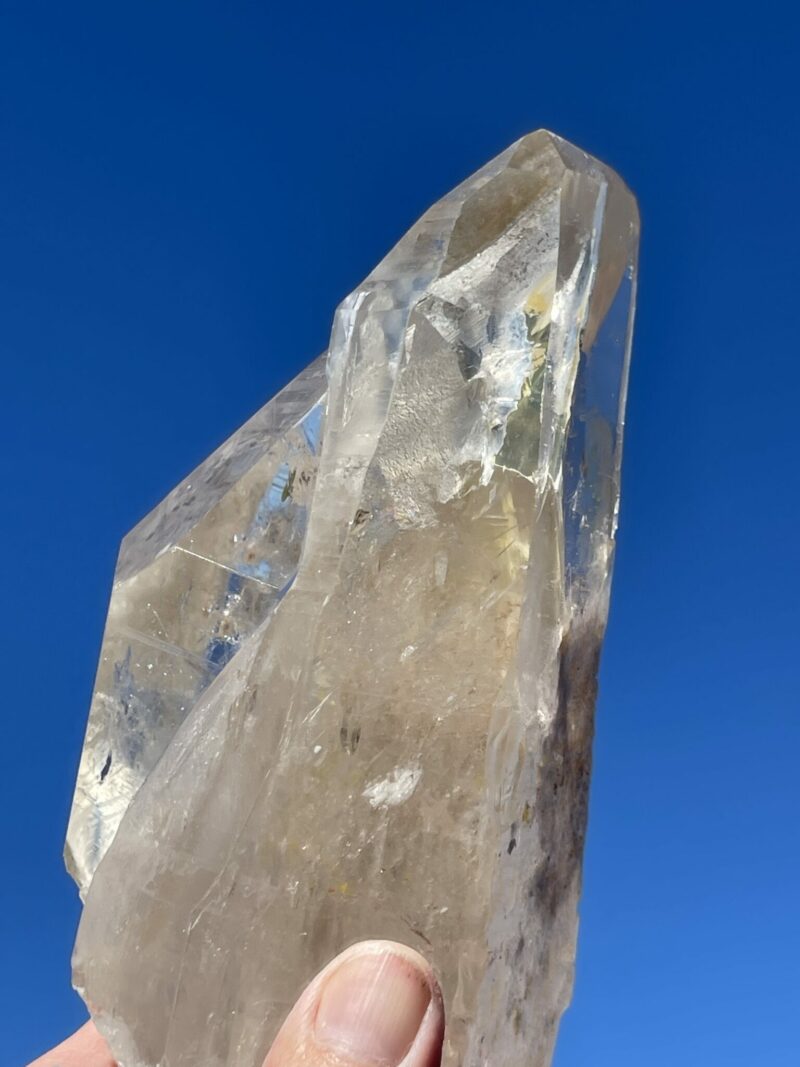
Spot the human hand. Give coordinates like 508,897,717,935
27,941,445,1067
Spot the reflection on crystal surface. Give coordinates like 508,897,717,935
66,357,327,894
70,131,638,1067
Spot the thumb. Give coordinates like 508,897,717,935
265,940,444,1067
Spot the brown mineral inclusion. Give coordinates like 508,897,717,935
69,130,639,1067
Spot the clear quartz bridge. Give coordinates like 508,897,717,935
69,130,638,1067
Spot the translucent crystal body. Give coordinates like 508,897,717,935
66,358,327,895
70,131,638,1067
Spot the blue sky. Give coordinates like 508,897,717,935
2,2,798,1064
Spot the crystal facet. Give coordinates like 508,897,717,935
66,357,328,895
70,130,638,1067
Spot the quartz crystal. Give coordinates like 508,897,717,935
66,357,327,895
70,130,638,1067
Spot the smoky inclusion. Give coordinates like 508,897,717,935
69,131,638,1067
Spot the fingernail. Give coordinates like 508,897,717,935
314,947,432,1065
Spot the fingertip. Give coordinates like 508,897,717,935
265,940,444,1067
27,1021,116,1067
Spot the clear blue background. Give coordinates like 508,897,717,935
2,2,798,1064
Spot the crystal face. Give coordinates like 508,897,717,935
70,130,638,1067
66,357,327,895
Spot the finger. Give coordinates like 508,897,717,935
26,1021,115,1067
265,940,444,1067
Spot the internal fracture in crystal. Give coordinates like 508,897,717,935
69,130,639,1067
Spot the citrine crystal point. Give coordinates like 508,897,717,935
70,130,638,1067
